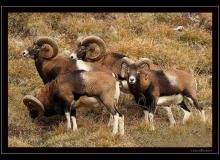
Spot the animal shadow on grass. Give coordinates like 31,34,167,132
32,115,66,131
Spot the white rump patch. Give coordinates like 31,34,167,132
165,73,177,87
76,60,91,71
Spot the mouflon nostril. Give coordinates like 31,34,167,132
22,50,29,56
129,77,135,83
129,76,136,84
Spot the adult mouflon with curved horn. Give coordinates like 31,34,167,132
23,70,124,135
22,37,119,119
70,35,160,92
121,57,206,130
71,35,188,125
22,37,61,84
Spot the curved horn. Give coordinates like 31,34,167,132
121,57,134,66
80,35,106,60
34,37,58,59
137,58,153,69
120,57,134,78
76,36,84,47
23,95,45,117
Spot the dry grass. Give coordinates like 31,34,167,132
8,13,212,147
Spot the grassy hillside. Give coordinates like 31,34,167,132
8,13,212,147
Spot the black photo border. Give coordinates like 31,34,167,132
1,5,219,155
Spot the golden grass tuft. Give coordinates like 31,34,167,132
9,137,33,147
